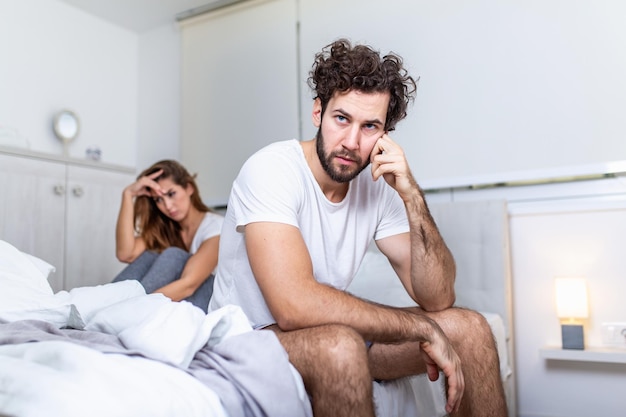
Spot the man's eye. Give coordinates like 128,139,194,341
363,124,381,135
336,115,347,123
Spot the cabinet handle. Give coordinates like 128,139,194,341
72,186,84,197
53,184,65,195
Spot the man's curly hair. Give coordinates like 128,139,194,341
307,38,418,132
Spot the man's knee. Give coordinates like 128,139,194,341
434,307,494,344
301,324,372,399
277,324,370,376
459,308,491,333
317,324,369,368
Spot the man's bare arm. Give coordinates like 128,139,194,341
370,134,456,311
246,222,446,342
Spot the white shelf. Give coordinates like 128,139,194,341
0,145,135,173
540,346,626,364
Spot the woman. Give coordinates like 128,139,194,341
112,160,222,312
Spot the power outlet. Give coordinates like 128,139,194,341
601,322,626,346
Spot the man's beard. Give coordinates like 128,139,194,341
315,128,369,183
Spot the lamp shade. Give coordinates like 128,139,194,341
555,277,589,319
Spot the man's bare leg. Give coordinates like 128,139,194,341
268,323,375,417
368,307,507,417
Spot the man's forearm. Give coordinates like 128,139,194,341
403,183,456,311
286,281,444,345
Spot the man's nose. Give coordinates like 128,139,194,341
343,125,360,150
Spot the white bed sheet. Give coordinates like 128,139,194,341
0,239,311,417
0,340,226,417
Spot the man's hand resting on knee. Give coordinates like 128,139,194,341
418,316,464,414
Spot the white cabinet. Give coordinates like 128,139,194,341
0,152,66,290
0,150,135,292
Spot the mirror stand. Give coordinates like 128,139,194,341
52,109,80,158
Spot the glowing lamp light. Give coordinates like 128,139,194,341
555,277,589,350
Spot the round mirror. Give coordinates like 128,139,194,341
53,110,80,144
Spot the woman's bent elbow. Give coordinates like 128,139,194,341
116,251,134,264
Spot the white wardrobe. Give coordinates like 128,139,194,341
0,149,135,292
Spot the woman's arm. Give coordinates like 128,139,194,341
115,170,163,263
115,188,146,263
153,235,220,301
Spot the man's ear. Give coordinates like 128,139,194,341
312,98,322,128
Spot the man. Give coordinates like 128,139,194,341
209,39,507,417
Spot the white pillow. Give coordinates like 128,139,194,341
22,253,56,280
0,240,67,326
0,240,54,296
0,240,149,329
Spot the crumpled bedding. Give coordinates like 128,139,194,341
0,317,311,417
0,277,312,417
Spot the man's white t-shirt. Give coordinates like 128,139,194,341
208,139,409,327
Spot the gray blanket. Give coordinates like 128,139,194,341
0,320,312,417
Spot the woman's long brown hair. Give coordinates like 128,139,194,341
133,160,210,252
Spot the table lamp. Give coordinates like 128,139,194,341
555,277,589,350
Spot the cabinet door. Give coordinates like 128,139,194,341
64,165,135,290
0,154,66,291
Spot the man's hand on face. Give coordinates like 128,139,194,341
370,134,417,200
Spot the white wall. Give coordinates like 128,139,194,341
298,0,626,187
0,0,139,168
137,23,182,171
510,199,626,417
427,177,626,417
0,0,182,172
179,0,299,206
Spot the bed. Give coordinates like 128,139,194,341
0,239,312,417
0,199,515,417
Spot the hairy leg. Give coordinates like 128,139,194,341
267,324,375,417
368,307,507,417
